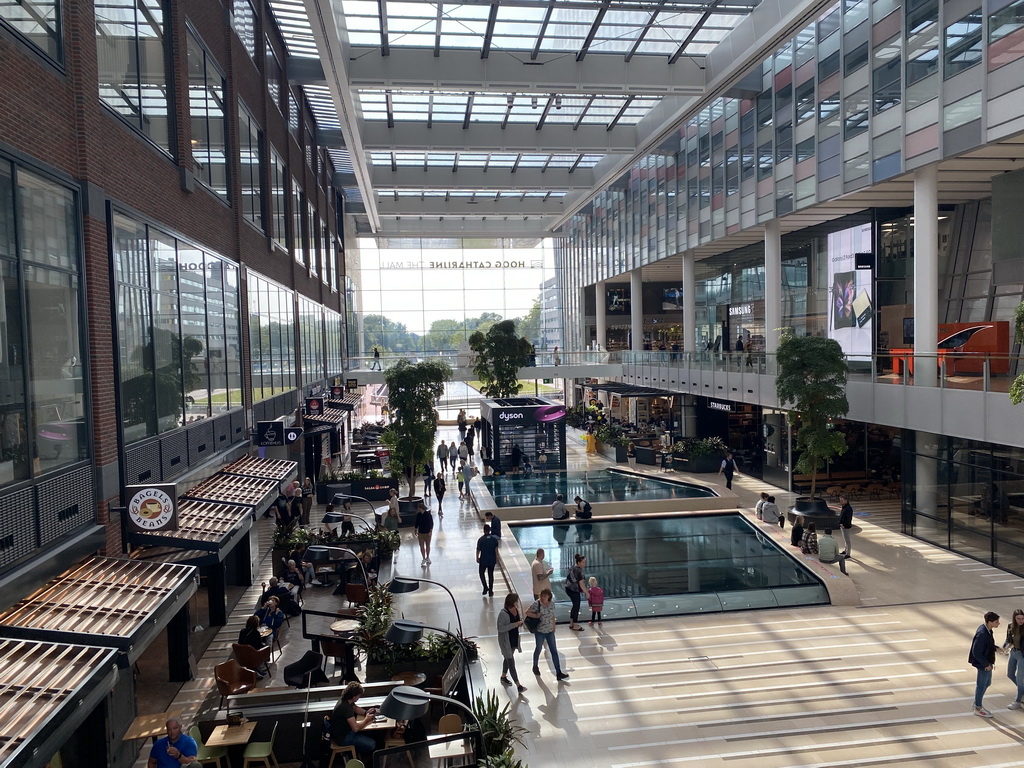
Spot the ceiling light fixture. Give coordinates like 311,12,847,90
555,97,562,109
531,96,538,109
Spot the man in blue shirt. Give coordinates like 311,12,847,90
969,611,1000,718
476,524,500,597
484,511,501,537
148,718,197,768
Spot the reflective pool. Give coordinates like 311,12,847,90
510,513,829,618
482,468,716,508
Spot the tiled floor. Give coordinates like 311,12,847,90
137,429,1024,768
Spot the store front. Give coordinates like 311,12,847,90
480,397,567,472
695,398,763,479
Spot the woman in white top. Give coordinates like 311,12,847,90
530,548,554,599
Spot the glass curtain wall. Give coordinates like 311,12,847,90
0,162,87,481
112,213,242,443
298,296,324,386
0,0,62,61
187,30,229,201
248,272,295,402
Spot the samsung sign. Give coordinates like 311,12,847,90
728,304,753,317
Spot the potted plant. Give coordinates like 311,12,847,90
1010,299,1024,405
468,319,534,398
316,465,351,504
775,330,850,519
340,469,399,501
473,689,528,762
380,359,452,491
594,423,629,462
673,436,726,473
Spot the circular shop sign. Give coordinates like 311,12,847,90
128,487,175,530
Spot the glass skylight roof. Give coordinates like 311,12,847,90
359,90,660,127
268,0,320,58
369,151,603,169
340,0,757,58
377,189,568,198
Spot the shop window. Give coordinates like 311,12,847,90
187,31,229,202
0,0,61,61
96,0,172,152
944,10,983,78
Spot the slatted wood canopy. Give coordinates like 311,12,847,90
306,406,348,425
326,393,361,411
0,638,118,768
0,557,197,654
182,474,279,508
222,455,297,482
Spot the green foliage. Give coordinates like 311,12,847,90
514,298,542,346
1010,300,1024,405
595,423,628,447
480,755,527,768
468,320,535,398
473,689,529,759
673,436,726,457
1011,373,1024,405
565,403,590,429
271,525,399,557
382,359,452,486
775,332,850,498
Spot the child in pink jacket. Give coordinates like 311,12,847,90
588,576,605,625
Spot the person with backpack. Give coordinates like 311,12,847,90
573,495,593,519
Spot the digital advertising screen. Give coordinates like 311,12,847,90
607,287,631,315
662,287,684,311
827,224,874,359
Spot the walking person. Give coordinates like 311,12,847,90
527,589,569,680
301,477,315,525
838,495,854,557
422,463,433,499
565,553,589,632
448,441,458,475
462,461,477,501
970,611,1001,717
433,472,446,519
457,460,466,499
1003,608,1024,710
415,502,433,566
531,548,554,599
476,523,499,596
626,441,637,470
457,408,468,436
458,440,469,466
718,451,738,490
587,576,605,625
437,440,449,474
465,427,475,461
497,593,528,693
370,346,381,370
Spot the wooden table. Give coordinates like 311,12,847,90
258,625,273,638
390,671,426,687
206,721,257,747
364,715,397,732
330,618,361,634
427,735,472,767
123,711,178,741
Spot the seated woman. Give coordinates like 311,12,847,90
255,597,285,637
289,545,319,586
237,615,269,677
283,559,305,598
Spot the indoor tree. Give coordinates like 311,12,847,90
468,319,534,398
775,331,850,499
1010,299,1024,405
381,358,452,489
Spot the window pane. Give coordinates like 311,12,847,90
178,246,210,422
233,0,256,59
0,0,61,60
945,10,983,78
270,149,287,249
151,230,182,433
96,0,171,150
188,32,229,201
238,105,264,228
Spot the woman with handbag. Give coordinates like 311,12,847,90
497,593,528,693
526,589,569,681
565,553,589,631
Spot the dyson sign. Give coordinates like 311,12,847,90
495,405,566,424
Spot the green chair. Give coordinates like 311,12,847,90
242,720,279,768
189,725,229,768
345,761,365,768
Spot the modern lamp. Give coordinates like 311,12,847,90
379,685,484,761
385,619,475,699
386,576,465,638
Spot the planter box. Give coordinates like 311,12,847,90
597,442,628,463
398,496,422,527
351,477,400,501
673,454,721,474
365,658,452,685
317,482,351,504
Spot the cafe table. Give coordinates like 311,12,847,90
123,711,179,742
427,734,472,767
330,618,361,634
205,720,257,747
389,671,426,687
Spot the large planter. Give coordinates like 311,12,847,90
351,477,400,501
397,496,423,526
673,454,721,474
317,482,351,504
597,441,628,463
365,657,452,685
787,496,839,528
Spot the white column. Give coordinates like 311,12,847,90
595,279,607,350
630,269,643,351
764,219,782,354
914,165,939,387
682,251,696,353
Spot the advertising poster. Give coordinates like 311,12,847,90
827,224,874,359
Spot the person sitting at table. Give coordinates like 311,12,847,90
147,718,197,768
237,615,269,678
283,559,305,598
289,544,321,587
330,681,379,759
255,597,285,635
258,577,299,616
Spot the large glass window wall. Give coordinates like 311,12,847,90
113,214,242,443
96,0,171,151
0,163,88,481
187,30,229,201
299,296,324,386
905,432,1024,576
248,272,295,402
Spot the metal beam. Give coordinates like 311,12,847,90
669,0,721,66
369,165,598,190
346,46,707,94
360,121,638,152
625,2,666,63
304,0,380,230
286,56,326,84
377,196,568,216
481,3,499,59
532,0,556,60
369,217,557,238
377,0,390,56
577,0,610,61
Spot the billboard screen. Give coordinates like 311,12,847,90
827,224,874,359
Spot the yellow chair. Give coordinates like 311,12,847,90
189,725,229,768
345,761,365,768
327,743,357,768
438,714,462,734
242,720,279,768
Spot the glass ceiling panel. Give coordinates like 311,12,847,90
369,152,603,169
377,189,569,198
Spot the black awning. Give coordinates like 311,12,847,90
590,384,678,397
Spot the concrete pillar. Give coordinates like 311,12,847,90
595,279,607,350
682,251,696,353
630,269,643,351
914,165,939,387
764,219,782,354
